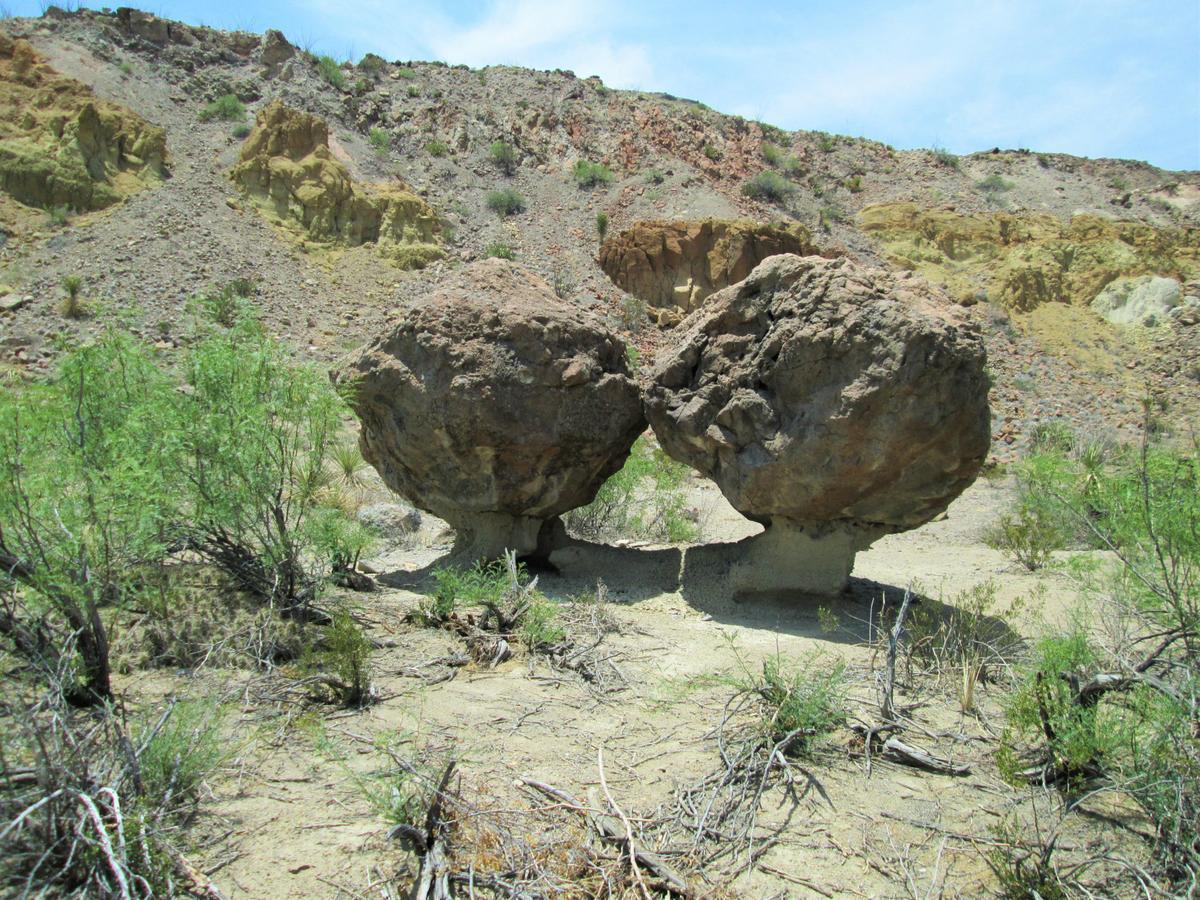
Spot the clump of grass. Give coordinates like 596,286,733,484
844,174,863,193
406,84,420,98
702,143,722,161
137,697,229,809
815,132,837,153
761,142,785,166
59,274,85,318
742,170,797,202
231,123,251,139
317,54,346,89
644,168,666,185
977,173,1014,193
750,653,847,753
485,242,515,260
425,139,449,157
485,188,524,217
118,60,133,76
394,66,417,79
489,140,516,174
818,204,846,231
572,159,614,189
198,93,245,122
368,127,390,153
46,204,71,227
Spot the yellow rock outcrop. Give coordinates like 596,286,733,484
0,34,167,225
599,219,825,324
859,202,1199,312
231,101,442,268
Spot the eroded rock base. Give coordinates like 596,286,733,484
447,514,568,564
680,522,880,598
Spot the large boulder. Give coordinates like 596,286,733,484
599,220,824,324
1091,275,1181,326
647,254,990,595
338,259,646,561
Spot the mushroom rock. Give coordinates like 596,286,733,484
644,254,991,596
338,259,646,561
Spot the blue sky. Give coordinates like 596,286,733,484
12,0,1199,169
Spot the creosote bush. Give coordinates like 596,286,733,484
565,437,698,543
198,93,245,122
485,188,524,217
489,140,516,174
741,170,797,202
572,159,614,189
425,139,449,157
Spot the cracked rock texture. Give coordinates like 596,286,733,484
645,253,991,537
339,258,646,560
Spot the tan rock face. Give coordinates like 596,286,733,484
231,101,443,268
339,259,646,560
598,220,824,321
645,254,991,536
0,36,168,223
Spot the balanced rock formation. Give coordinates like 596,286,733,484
0,35,167,224
599,220,823,325
645,254,990,595
231,101,443,268
339,259,645,560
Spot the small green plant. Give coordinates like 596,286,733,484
741,170,797,202
572,159,614,188
625,344,641,374
489,140,517,174
984,503,1065,571
368,127,391,153
137,698,228,810
425,139,449,157
520,595,566,651
566,437,698,543
317,54,346,89
485,188,524,217
1109,174,1131,192
749,653,847,755
702,143,722,161
310,609,375,706
761,142,785,166
644,168,665,185
118,60,133,76
619,293,646,332
59,274,84,318
818,204,845,231
815,132,837,153
357,53,385,75
405,84,420,98
394,66,417,79
844,174,863,193
595,211,609,242
46,204,71,227
931,146,959,169
485,241,515,260
977,173,1014,193
231,123,251,139
198,93,245,122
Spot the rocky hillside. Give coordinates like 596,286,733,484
1,6,1198,458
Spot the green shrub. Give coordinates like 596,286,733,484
761,142,785,166
815,132,837,153
703,143,722,161
520,595,566,651
425,139,449,157
595,211,608,242
368,127,391,153
309,609,374,706
231,123,251,139
46,204,71,227
566,437,698,543
357,53,385,75
118,60,133,76
644,168,665,185
749,653,847,754
977,173,1014,193
844,174,863,193
619,293,646,332
198,93,245,122
137,697,228,810
818,204,845,230
394,66,417,79
415,559,513,625
59,274,84,318
317,55,346,89
485,241,515,259
932,146,959,169
489,140,516,174
742,170,797,202
485,188,524,217
572,159,614,188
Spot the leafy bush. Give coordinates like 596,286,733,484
844,174,863,193
932,146,959,168
977,174,1014,192
485,242,515,259
368,127,390,153
595,211,608,241
742,170,797,202
317,54,346,89
748,653,847,755
137,697,228,810
394,66,417,79
761,142,785,165
702,143,722,161
357,53,385,74
308,609,374,706
489,140,516,174
572,159,614,188
997,439,1200,883
485,188,524,217
198,93,245,122
644,168,666,185
520,594,566,651
566,437,698,543
231,123,251,139
815,132,837,153
425,139,449,157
